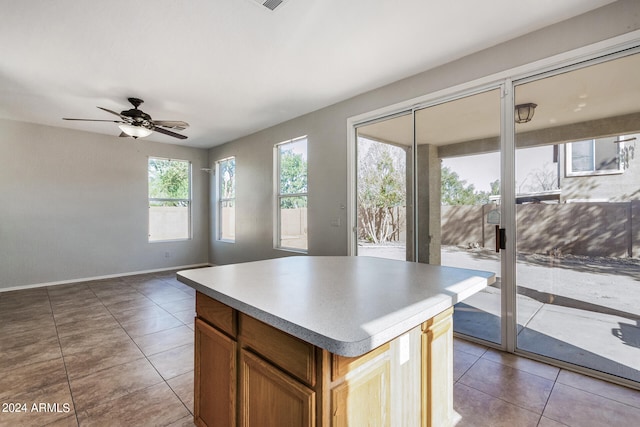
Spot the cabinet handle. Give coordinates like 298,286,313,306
495,226,506,252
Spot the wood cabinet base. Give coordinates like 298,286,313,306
194,291,453,427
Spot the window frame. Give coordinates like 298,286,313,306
216,156,236,243
148,156,192,242
274,136,308,253
565,138,624,177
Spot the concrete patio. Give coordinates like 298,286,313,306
358,244,640,384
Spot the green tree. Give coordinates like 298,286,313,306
279,149,307,208
357,139,406,243
490,179,501,197
441,166,492,206
148,159,190,203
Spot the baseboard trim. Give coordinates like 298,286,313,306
0,263,213,293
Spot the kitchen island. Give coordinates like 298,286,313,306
178,256,494,427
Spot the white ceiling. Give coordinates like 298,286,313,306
0,0,616,148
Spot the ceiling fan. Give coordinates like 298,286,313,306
63,97,189,139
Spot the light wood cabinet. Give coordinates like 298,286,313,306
240,349,315,427
194,291,454,427
331,352,391,426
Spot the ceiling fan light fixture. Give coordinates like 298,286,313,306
118,124,152,138
64,98,187,140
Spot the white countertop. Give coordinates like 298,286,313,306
178,256,494,357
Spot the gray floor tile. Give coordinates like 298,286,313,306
76,382,189,426
120,312,184,337
453,383,540,427
543,382,640,427
132,325,194,356
167,371,195,414
69,358,164,412
556,369,640,409
458,358,554,413
148,343,194,380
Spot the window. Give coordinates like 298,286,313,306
216,157,236,242
275,136,308,251
148,157,191,241
566,137,623,176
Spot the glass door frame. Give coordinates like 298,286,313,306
351,82,514,351
509,46,640,386
353,110,415,261
411,84,511,348
502,80,518,353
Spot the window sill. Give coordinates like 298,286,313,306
565,170,624,177
149,238,191,243
275,247,308,255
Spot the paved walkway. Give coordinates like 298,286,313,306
358,244,640,383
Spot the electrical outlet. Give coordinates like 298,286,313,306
164,252,171,258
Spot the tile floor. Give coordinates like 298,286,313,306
1,271,639,426
0,271,195,427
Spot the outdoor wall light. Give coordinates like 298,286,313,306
118,123,153,139
515,103,537,124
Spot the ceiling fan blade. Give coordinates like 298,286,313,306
152,120,190,130
97,106,128,119
63,118,124,123
152,126,188,140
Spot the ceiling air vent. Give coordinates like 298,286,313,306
253,0,286,11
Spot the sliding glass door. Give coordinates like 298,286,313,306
513,51,640,382
414,88,504,345
354,88,506,345
355,113,414,261
351,46,640,386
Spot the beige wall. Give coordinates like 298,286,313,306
443,202,639,258
0,119,209,289
442,205,497,249
208,0,640,266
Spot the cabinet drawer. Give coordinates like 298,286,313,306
239,314,316,387
196,291,237,337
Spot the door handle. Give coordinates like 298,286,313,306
495,226,506,252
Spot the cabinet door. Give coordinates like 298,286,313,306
195,318,237,427
331,354,391,427
240,350,315,427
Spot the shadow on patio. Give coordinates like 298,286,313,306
359,244,640,385
454,295,640,383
